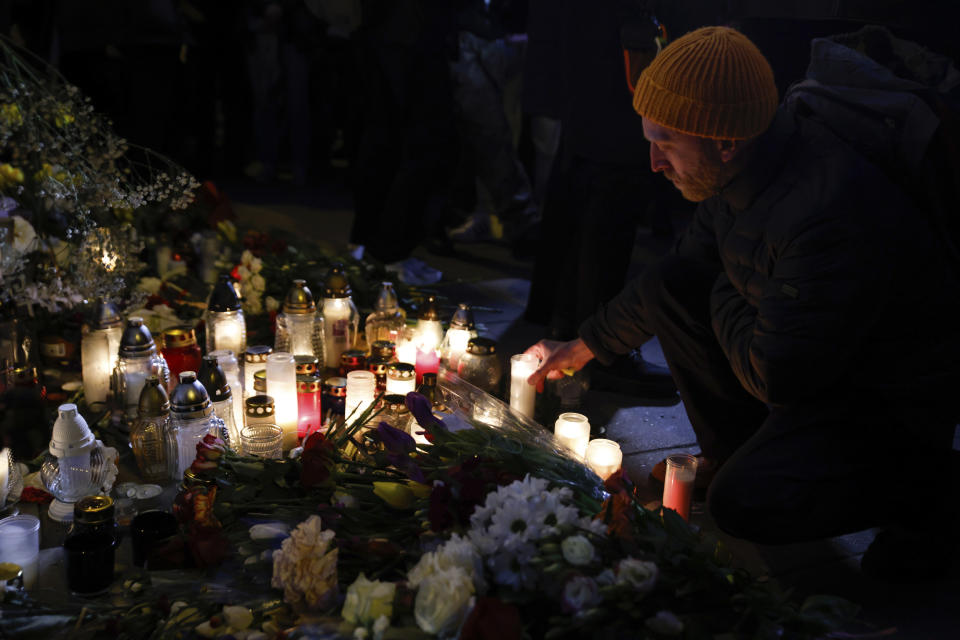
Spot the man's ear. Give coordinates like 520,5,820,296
715,139,739,164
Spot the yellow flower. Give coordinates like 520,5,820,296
53,105,75,127
0,163,24,189
217,220,237,243
373,482,415,509
406,480,432,499
0,104,22,127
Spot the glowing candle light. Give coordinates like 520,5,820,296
554,412,590,460
662,454,698,522
345,370,377,425
509,353,538,418
265,352,298,451
585,439,622,480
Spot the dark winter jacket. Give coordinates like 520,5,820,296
579,108,960,406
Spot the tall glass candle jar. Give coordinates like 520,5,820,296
364,281,406,347
244,345,272,400
130,375,170,482
160,326,202,392
367,340,396,393
209,349,244,434
166,372,224,481
80,298,124,406
64,496,119,596
385,363,416,396
509,353,538,418
204,275,246,359
113,318,170,417
662,454,698,522
457,338,502,394
319,264,358,371
440,303,477,372
321,377,347,417
275,280,322,359
415,345,440,387
296,361,322,439
266,352,298,450
198,355,239,448
80,329,111,407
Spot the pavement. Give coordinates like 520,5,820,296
231,177,960,639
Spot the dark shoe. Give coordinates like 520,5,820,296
586,351,678,402
649,454,718,491
861,526,955,582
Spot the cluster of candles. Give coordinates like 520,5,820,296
77,272,499,461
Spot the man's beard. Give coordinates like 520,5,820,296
665,145,734,202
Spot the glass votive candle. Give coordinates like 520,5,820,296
339,350,367,377
385,363,416,395
240,424,284,459
322,376,347,417
662,454,698,522
243,345,273,400
554,412,590,460
415,346,440,386
266,352,298,451
585,439,622,480
509,353,538,418
0,515,40,590
345,370,377,423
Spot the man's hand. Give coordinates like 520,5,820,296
523,338,596,392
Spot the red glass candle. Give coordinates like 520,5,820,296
297,375,322,439
339,350,367,377
161,327,202,390
415,346,440,386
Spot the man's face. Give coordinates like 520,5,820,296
643,118,728,202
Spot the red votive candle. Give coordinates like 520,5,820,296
160,327,202,391
297,375,322,439
415,346,440,386
662,454,698,522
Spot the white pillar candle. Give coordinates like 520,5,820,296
322,297,353,369
266,352,298,451
554,412,590,460
345,370,377,424
509,354,538,418
81,331,112,405
585,439,622,480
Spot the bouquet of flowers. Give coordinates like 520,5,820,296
0,37,199,319
3,374,855,640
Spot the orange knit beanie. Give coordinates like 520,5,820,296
633,26,778,140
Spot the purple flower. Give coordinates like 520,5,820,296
376,421,426,483
405,391,447,435
376,421,416,455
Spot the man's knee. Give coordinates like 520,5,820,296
706,464,786,543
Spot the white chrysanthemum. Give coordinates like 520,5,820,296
488,497,539,545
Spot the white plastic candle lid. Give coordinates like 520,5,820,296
49,404,95,458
